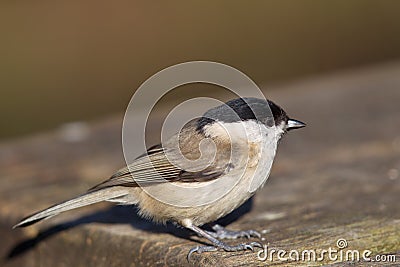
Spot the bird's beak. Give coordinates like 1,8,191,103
286,119,306,131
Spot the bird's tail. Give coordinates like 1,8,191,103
13,187,130,228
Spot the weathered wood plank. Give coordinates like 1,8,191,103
2,62,400,266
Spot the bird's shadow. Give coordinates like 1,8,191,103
6,197,253,261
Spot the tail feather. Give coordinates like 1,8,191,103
13,187,130,229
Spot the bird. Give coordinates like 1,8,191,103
13,97,305,260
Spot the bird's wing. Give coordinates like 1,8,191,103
88,143,232,192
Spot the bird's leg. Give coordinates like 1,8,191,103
205,224,261,239
184,223,262,260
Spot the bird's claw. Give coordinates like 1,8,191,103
244,241,263,251
187,245,217,261
187,241,263,261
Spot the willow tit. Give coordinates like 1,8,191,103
13,97,305,259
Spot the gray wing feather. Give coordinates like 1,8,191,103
88,145,229,192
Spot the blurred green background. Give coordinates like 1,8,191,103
1,1,400,141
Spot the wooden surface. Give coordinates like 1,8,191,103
1,62,400,266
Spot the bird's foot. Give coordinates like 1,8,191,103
206,224,261,239
187,241,262,260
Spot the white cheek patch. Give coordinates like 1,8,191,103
203,120,280,193
203,120,267,143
